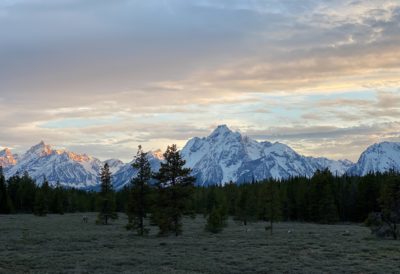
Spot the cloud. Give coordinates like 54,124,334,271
0,0,399,161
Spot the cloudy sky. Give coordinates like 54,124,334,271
0,0,399,162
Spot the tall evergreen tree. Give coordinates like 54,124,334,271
225,182,239,216
377,174,400,239
96,163,117,224
235,187,253,226
34,189,47,216
205,187,228,233
307,169,339,223
33,178,51,216
152,144,195,236
127,145,152,235
317,169,339,224
0,166,12,214
19,172,36,213
50,182,65,214
263,181,282,234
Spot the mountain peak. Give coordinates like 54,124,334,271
0,148,12,157
27,141,53,156
348,141,400,176
209,124,233,138
0,147,18,167
33,140,47,147
150,149,164,160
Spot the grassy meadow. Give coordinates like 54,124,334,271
0,213,399,273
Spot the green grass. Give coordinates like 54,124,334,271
0,213,399,273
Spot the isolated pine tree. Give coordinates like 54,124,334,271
127,145,152,235
97,163,117,224
0,166,12,214
152,144,195,236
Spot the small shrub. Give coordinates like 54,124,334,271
205,207,225,233
366,212,399,239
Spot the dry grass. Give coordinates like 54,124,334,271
0,213,399,273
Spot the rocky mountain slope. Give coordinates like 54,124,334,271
181,125,353,185
347,142,400,176
4,141,103,188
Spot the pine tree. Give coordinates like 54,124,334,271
34,179,51,216
96,163,117,224
205,206,225,233
376,175,400,239
42,179,51,208
315,169,339,224
204,187,228,233
34,189,47,216
0,166,12,214
236,187,251,226
127,145,152,235
225,182,239,215
264,181,282,234
19,172,36,213
50,182,65,214
152,144,195,236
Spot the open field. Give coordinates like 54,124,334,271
0,213,399,273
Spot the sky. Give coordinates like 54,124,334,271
0,0,399,162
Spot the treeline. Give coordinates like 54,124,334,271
0,168,136,215
120,168,399,236
188,170,397,224
0,168,97,214
1,158,399,238
120,169,400,238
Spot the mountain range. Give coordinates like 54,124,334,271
0,125,399,189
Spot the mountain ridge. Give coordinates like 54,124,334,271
1,125,399,189
181,125,353,185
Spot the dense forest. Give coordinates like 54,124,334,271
1,150,399,238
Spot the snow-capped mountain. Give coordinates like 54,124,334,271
104,159,124,174
5,141,103,188
181,125,353,185
1,141,163,190
307,157,353,176
0,148,18,170
348,142,400,176
2,126,399,189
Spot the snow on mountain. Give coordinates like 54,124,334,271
181,125,353,185
6,141,103,188
348,142,400,176
112,150,162,190
307,157,354,176
2,141,163,190
104,159,124,174
0,148,18,169
4,127,398,189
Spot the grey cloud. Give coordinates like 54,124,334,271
246,124,391,140
303,91,400,122
245,122,400,161
0,0,399,161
